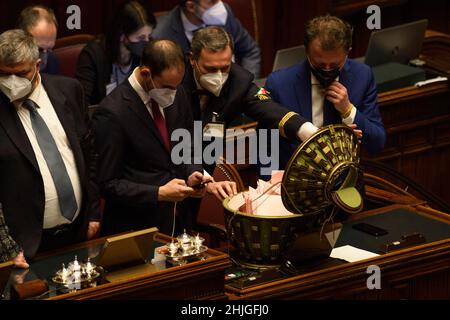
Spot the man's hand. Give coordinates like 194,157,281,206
87,221,101,240
13,251,29,269
326,81,351,115
206,181,238,201
348,123,363,140
158,179,194,202
187,171,214,198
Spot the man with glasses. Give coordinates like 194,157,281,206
265,15,386,170
0,30,100,266
17,5,59,75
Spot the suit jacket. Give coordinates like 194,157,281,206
152,4,261,78
183,63,308,175
92,80,203,236
41,51,60,75
0,74,100,259
265,59,387,169
184,63,306,134
75,36,140,106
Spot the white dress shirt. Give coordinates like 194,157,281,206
15,76,82,229
128,68,165,119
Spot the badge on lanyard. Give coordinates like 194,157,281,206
203,112,225,139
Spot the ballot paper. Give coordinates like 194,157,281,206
229,171,294,216
330,245,379,263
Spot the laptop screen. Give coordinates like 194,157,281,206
272,45,306,72
364,19,428,67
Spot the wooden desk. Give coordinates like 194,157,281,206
6,233,231,300
363,30,450,206
225,204,450,300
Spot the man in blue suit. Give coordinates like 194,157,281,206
265,15,386,170
152,0,261,78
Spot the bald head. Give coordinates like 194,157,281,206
141,39,185,77
17,5,58,52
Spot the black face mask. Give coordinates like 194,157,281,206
310,64,341,88
126,40,148,58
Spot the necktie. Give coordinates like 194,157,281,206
150,99,171,152
23,99,78,222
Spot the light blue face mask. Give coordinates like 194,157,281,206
197,1,228,26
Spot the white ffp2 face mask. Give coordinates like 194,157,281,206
198,1,228,26
147,75,177,108
0,67,37,102
149,88,177,108
199,71,229,97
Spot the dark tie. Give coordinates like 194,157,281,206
150,99,171,152
23,99,78,222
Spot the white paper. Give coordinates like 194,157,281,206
330,245,379,263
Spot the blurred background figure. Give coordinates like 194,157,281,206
153,0,261,78
17,5,59,75
76,0,156,106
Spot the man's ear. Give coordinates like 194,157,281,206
140,66,151,77
120,33,127,45
35,59,42,76
188,52,195,66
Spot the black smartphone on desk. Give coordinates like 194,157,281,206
352,223,388,237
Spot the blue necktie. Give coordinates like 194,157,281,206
23,99,78,222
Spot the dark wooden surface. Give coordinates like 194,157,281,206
226,204,450,300
36,233,231,300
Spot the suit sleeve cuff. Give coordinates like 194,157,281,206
297,122,319,142
342,105,357,125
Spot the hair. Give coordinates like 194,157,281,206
304,15,353,52
17,5,58,32
180,0,199,8
141,39,185,76
106,1,157,63
191,26,234,60
0,29,39,65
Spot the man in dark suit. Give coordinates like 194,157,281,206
152,0,261,78
265,15,386,169
17,5,60,75
0,30,100,266
93,39,214,236
182,27,312,184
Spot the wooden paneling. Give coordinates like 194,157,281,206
362,30,450,206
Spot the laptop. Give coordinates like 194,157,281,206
363,19,428,67
272,45,306,72
96,227,158,270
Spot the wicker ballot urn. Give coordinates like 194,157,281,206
223,124,363,268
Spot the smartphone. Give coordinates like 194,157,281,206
352,223,388,237
191,181,207,190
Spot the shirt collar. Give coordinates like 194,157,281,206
310,73,320,85
28,74,42,102
181,10,204,43
181,10,202,32
128,67,150,105
15,74,42,109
